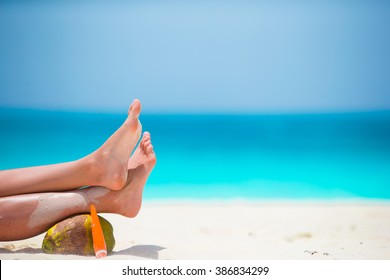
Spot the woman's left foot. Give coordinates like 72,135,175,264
87,99,142,191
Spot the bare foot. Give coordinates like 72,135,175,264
87,99,142,190
87,132,156,218
92,132,156,217
127,131,154,170
120,132,156,217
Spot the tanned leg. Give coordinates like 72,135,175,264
0,132,156,241
0,99,142,197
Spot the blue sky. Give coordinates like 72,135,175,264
0,0,389,113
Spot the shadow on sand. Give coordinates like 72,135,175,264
0,247,43,254
0,244,166,259
113,245,166,259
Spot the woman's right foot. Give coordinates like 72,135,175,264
87,99,142,191
96,132,156,218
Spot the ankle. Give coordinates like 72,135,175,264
84,151,128,190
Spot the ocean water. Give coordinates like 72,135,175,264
1,108,389,200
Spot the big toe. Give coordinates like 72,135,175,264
128,99,141,117
141,132,151,143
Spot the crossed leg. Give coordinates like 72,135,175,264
0,99,142,197
0,132,156,241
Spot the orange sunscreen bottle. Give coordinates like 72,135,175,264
90,204,107,258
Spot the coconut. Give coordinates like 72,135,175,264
42,214,115,256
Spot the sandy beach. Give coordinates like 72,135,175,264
1,200,389,260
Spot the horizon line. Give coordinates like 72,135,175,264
1,105,390,116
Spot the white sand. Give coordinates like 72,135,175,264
1,200,389,260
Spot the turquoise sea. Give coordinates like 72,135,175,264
0,108,389,200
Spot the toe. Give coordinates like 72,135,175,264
142,131,150,141
129,99,141,117
146,144,154,154
144,140,151,148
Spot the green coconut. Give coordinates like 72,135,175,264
42,214,115,256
